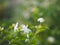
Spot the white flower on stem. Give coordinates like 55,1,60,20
47,36,55,43
14,22,18,32
37,18,45,23
21,24,31,42
21,24,31,34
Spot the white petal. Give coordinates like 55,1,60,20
14,22,18,32
47,36,55,43
21,24,31,34
37,18,45,23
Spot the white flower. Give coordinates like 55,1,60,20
21,24,31,34
47,36,55,43
37,18,45,23
14,22,18,32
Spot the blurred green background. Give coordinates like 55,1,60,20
0,0,60,45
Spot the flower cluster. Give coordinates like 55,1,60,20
13,17,45,42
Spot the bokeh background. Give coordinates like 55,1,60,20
0,0,60,45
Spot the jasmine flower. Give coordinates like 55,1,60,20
37,18,45,23
47,36,55,43
21,24,31,34
14,22,18,32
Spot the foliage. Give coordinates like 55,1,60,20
0,0,60,45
